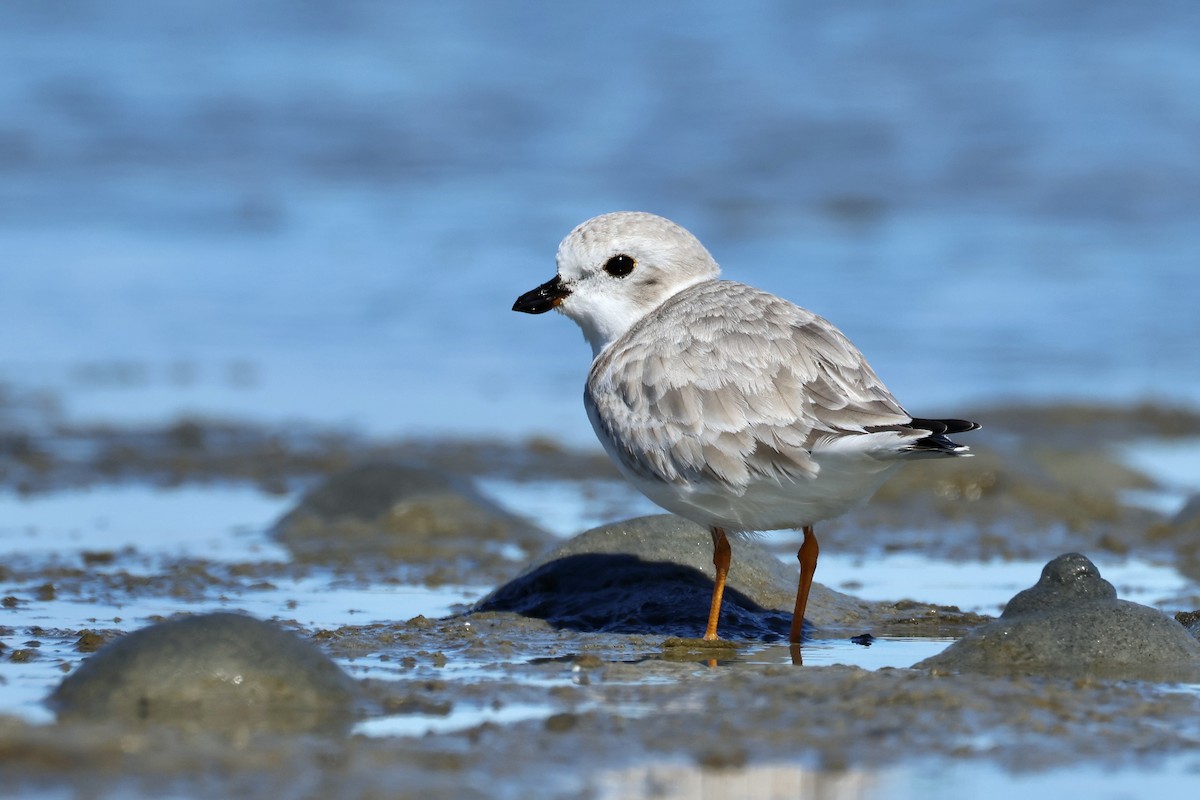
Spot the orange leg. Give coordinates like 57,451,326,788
703,527,731,640
789,525,819,644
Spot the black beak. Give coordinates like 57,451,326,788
513,275,571,314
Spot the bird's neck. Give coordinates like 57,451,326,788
579,276,716,360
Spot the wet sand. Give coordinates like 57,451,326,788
3,387,1200,798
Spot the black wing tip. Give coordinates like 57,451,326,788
861,417,980,456
909,433,970,454
906,417,980,455
908,417,982,435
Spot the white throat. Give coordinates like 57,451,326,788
565,273,712,359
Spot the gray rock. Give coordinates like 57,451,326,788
272,462,552,572
50,612,361,732
1001,552,1117,615
916,553,1200,681
476,514,878,640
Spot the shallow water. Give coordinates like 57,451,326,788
0,444,1199,798
1121,436,1200,516
598,757,1200,800
0,484,292,561
3,477,1198,727
354,700,564,739
2,1,1200,442
0,482,485,725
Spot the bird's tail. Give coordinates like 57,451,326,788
903,417,980,456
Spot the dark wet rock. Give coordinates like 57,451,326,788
475,515,881,641
916,553,1200,681
272,462,552,577
50,612,362,732
1176,610,1200,640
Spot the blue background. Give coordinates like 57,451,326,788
2,0,1197,441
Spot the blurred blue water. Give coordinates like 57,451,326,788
2,0,1198,441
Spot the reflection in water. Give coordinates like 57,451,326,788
597,758,1200,800
597,763,881,800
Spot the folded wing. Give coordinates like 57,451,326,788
586,281,976,493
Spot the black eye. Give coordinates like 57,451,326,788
603,254,636,278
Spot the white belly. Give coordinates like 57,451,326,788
621,452,903,533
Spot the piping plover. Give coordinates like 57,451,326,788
514,211,978,644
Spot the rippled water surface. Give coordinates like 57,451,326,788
2,0,1199,441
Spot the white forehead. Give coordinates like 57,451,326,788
555,211,717,280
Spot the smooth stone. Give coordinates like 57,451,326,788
1001,552,1117,615
50,612,361,732
475,514,877,640
915,553,1200,681
272,462,551,564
